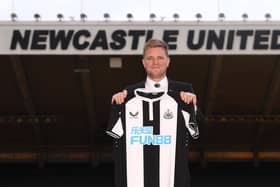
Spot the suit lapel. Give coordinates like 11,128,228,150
167,79,175,92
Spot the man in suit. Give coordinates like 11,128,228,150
109,38,200,187
111,38,197,107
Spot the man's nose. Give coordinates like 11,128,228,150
152,58,160,64
152,60,159,65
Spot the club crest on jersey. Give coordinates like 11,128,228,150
163,109,174,119
129,111,139,119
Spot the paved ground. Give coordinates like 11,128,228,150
0,162,279,187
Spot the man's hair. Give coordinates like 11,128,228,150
143,39,169,57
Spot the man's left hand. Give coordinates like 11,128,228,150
180,92,197,106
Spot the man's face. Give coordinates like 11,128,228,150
142,47,170,81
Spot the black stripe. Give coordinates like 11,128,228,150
174,106,190,187
122,107,127,187
153,101,160,135
114,105,127,187
143,101,149,123
153,101,160,187
142,101,160,187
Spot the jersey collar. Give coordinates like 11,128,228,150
134,88,167,102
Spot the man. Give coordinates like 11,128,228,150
107,39,200,187
111,39,197,107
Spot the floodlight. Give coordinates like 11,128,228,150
80,13,87,21
57,13,64,21
34,13,41,21
103,13,110,21
242,13,248,21
173,13,179,21
218,13,225,21
195,13,202,22
265,13,271,21
10,13,17,21
126,13,133,21
149,13,156,21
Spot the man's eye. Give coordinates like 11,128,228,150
146,57,153,61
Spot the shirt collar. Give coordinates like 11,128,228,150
145,76,168,91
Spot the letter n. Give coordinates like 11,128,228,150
10,30,30,50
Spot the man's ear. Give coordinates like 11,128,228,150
167,57,170,67
142,58,146,67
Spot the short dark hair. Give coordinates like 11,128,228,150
143,39,169,56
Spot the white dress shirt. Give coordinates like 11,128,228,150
145,76,168,92
145,76,197,112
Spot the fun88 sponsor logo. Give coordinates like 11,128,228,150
130,126,171,145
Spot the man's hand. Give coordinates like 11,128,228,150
111,90,128,104
112,90,197,107
180,91,197,106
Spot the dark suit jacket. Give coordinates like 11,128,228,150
124,78,204,124
125,79,194,95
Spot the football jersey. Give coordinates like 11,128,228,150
106,88,199,187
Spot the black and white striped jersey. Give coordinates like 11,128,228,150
106,88,199,187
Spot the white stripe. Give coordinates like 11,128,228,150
126,98,144,187
106,131,120,139
160,96,178,187
111,117,123,137
181,110,196,136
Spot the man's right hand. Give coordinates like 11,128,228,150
111,90,128,104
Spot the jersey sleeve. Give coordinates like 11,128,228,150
106,104,124,139
181,104,199,139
